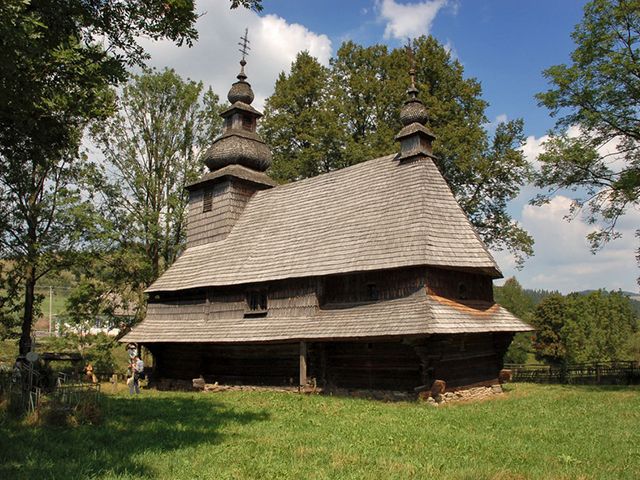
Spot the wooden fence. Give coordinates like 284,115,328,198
504,361,640,385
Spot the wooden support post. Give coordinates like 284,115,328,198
299,341,307,388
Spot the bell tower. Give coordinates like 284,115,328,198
395,39,436,162
186,29,275,248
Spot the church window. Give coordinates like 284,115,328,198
245,290,267,317
457,283,468,300
367,283,379,301
242,115,254,131
203,189,213,212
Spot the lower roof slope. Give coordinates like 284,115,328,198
148,154,501,293
121,287,532,344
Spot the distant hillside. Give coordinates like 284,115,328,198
522,288,558,306
577,289,639,298
574,290,640,315
496,283,640,316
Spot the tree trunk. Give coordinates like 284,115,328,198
19,263,37,356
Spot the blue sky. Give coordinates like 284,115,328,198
264,0,587,134
140,0,639,294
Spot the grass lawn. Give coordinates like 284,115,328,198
1,383,638,479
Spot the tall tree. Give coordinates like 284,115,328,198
535,0,640,276
533,289,638,364
494,277,536,363
532,293,570,365
262,37,534,264
88,68,223,310
0,0,203,355
262,52,345,181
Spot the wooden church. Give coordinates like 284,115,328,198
122,45,532,393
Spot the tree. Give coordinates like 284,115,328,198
87,68,223,317
262,52,346,181
262,38,534,264
494,277,536,363
533,293,570,365
0,1,203,355
533,290,638,365
535,0,640,274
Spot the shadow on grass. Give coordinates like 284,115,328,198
0,393,269,479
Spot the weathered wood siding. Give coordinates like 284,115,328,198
147,334,512,391
148,342,299,385
308,341,423,391
187,179,256,247
206,278,319,320
145,268,513,391
322,268,423,304
413,332,512,389
425,267,494,301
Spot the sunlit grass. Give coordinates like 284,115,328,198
1,383,638,479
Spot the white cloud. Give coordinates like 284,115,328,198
378,0,448,40
138,3,332,110
494,195,639,294
521,133,548,169
484,113,508,135
443,39,459,60
500,127,640,294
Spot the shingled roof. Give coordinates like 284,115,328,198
147,153,501,293
122,286,531,344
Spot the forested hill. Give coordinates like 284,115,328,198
495,278,640,364
497,283,640,315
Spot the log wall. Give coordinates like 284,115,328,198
148,342,299,385
322,268,423,304
307,341,423,391
147,333,513,392
425,267,494,301
187,179,256,247
413,332,512,388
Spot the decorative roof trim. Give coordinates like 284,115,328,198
186,164,277,191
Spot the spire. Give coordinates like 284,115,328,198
395,39,435,161
228,28,255,105
203,28,272,172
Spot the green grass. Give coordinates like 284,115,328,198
1,384,639,479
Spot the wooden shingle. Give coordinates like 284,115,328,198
147,154,501,293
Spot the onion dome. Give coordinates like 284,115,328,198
400,83,429,126
227,59,255,104
203,57,272,173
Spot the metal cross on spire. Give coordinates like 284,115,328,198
405,38,416,90
238,28,251,62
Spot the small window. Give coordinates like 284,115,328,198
245,290,267,318
203,189,213,213
457,283,468,300
224,117,232,130
366,283,379,301
242,115,254,131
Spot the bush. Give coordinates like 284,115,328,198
84,334,116,375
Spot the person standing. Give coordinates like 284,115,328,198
129,355,144,395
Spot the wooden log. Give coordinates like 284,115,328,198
299,341,307,387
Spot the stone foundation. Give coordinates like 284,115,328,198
153,377,504,405
420,384,503,406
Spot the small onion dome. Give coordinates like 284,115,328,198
204,130,272,172
228,60,255,104
400,86,429,126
